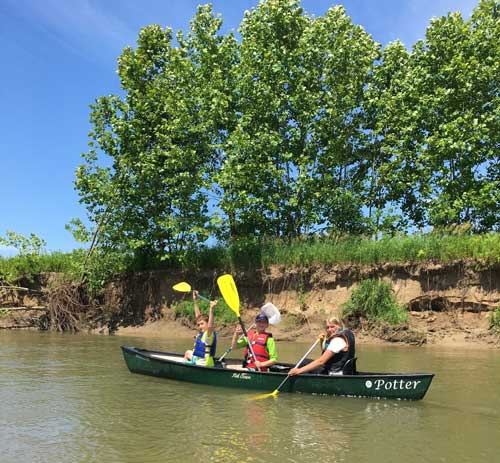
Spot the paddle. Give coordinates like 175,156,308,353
216,274,261,372
172,282,210,302
218,302,281,362
251,338,321,400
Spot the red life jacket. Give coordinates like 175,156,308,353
244,329,272,371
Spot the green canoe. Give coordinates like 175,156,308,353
122,346,434,400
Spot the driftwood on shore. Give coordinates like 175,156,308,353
0,285,43,294
0,306,47,312
0,325,35,329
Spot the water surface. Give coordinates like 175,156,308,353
1,331,499,462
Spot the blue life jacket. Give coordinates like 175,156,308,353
193,331,217,360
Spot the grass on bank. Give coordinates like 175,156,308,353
490,307,500,335
171,298,237,325
258,232,500,267
342,279,409,325
1,232,500,290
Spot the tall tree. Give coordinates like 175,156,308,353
217,1,378,238
375,0,500,231
75,6,237,257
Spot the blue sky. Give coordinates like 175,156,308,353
0,0,479,254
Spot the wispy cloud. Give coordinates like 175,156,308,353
4,0,137,61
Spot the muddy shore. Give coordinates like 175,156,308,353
113,307,499,350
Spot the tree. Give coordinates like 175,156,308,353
75,6,237,258
217,1,378,238
372,0,500,232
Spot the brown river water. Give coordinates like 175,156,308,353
1,331,499,463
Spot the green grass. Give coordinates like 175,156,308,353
342,279,409,325
490,307,500,335
257,233,500,267
2,232,500,290
171,298,237,325
0,250,85,284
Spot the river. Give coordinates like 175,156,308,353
1,331,499,463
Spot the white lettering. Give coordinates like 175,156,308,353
231,373,252,380
372,378,420,391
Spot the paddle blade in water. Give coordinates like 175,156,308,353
249,389,279,401
217,274,240,316
172,282,192,293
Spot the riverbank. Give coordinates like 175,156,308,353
1,259,499,348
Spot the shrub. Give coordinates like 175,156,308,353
171,297,237,325
342,279,408,325
489,307,500,335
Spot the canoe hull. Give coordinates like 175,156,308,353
121,346,434,400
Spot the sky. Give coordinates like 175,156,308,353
0,0,479,255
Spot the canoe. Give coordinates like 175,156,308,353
121,346,434,400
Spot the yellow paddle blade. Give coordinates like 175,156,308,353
172,282,192,293
217,274,240,317
248,389,279,401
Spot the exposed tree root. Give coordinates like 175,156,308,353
40,283,100,332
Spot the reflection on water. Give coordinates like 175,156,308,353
1,331,499,463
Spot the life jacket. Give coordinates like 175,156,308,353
322,329,355,374
192,330,217,365
243,329,272,372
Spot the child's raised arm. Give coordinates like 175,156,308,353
206,300,217,338
193,290,201,319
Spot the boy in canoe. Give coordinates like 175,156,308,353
231,313,278,372
288,316,355,376
184,291,218,367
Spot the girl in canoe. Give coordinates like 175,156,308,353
184,291,218,367
231,313,278,372
288,316,356,376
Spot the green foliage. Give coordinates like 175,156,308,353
2,232,500,291
0,249,85,285
217,1,379,238
3,0,494,293
490,307,500,334
74,5,237,262
365,0,500,232
342,279,408,325
257,232,500,267
0,231,46,256
72,0,499,258
171,297,237,324
0,231,48,283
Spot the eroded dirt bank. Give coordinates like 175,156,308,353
2,261,499,347
105,260,500,348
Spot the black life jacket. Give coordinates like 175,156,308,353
323,329,355,374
